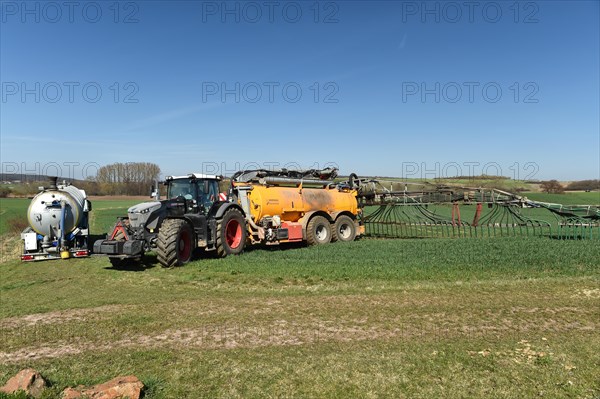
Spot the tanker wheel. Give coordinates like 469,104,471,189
306,215,331,245
332,215,356,243
216,208,247,257
156,219,194,267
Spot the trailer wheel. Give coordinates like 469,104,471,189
157,219,194,267
216,208,247,257
306,215,331,245
332,215,356,242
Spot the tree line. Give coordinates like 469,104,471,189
0,162,160,197
80,162,161,196
540,179,599,194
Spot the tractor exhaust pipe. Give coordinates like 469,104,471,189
48,176,58,190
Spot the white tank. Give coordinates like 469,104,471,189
27,181,88,237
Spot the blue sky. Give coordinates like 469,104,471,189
1,0,599,180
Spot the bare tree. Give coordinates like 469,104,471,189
540,180,564,194
96,162,161,195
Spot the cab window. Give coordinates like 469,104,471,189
168,180,196,200
197,180,219,207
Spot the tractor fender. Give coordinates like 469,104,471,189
209,202,246,220
161,216,196,231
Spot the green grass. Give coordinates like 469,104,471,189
87,199,141,236
1,238,599,398
1,238,598,316
0,198,30,235
524,191,600,205
1,195,599,398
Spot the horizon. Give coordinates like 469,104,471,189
1,170,598,184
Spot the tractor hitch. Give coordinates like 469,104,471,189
93,239,144,256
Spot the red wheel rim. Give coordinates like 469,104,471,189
225,219,242,249
178,229,192,261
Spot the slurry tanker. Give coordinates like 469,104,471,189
21,176,91,261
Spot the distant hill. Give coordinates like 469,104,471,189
0,173,85,185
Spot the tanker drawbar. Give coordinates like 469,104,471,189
20,176,92,261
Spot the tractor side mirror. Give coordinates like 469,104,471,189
150,185,160,200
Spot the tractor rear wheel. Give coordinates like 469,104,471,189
157,219,194,267
332,215,356,242
216,208,247,257
306,215,331,245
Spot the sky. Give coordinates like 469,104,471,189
1,0,599,181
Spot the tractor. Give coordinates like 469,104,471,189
94,173,246,267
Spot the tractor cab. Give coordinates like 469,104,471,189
165,174,221,214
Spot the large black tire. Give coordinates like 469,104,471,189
216,208,247,257
332,215,356,242
306,215,332,245
156,219,195,267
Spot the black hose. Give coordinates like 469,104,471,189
349,173,358,188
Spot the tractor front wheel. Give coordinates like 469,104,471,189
157,219,195,267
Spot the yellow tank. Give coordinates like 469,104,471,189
243,184,358,223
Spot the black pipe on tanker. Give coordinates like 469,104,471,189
258,177,334,186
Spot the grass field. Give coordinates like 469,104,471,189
524,191,600,206
0,196,599,398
